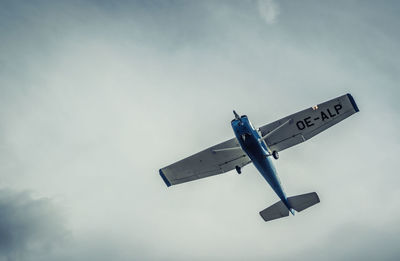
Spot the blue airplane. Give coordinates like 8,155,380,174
159,94,359,221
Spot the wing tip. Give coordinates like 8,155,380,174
346,93,359,112
159,169,171,187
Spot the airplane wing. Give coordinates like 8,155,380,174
259,93,359,153
159,137,251,186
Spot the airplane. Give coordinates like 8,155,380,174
159,94,359,222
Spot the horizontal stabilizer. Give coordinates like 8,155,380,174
287,192,320,212
259,200,289,222
260,192,320,222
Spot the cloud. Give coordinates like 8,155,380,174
0,1,400,260
257,0,280,24
0,189,66,261
0,188,148,261
290,222,400,261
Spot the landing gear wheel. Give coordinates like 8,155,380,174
235,165,242,174
272,151,279,160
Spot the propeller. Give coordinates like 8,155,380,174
233,110,240,120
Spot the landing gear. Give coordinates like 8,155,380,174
272,150,279,160
235,165,242,174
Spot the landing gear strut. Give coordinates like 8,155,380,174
235,165,242,174
272,150,279,160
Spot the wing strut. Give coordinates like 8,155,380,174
260,119,292,141
212,146,242,153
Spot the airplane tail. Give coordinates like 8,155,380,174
259,192,320,222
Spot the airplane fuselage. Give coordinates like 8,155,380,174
231,115,292,211
160,94,359,221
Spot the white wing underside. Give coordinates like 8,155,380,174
259,93,359,152
160,138,251,186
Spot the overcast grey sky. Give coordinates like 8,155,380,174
0,0,399,260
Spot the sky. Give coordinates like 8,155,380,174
0,0,399,260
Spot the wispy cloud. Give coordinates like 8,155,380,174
257,0,280,24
